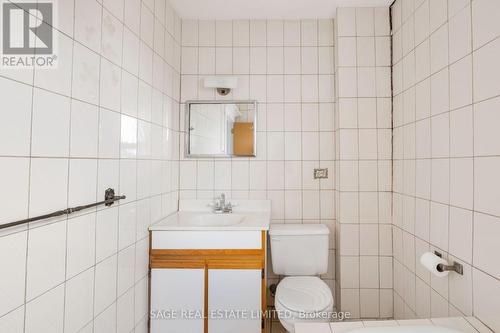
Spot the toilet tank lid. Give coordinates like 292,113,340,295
269,224,329,236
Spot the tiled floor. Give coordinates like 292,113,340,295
295,317,494,333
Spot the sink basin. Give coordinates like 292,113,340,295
149,199,271,231
187,214,245,226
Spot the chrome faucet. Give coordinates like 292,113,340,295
210,193,234,214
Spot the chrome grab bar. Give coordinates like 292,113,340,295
0,188,126,230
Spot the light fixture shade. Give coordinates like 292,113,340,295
204,76,238,89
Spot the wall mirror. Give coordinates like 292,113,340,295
185,101,258,158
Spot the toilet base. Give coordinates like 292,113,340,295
275,299,333,333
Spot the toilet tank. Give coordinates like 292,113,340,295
269,224,329,276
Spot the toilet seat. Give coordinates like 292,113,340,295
275,276,333,314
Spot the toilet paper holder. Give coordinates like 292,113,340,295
434,251,463,275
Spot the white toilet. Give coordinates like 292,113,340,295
269,224,334,333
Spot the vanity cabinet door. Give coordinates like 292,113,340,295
150,268,205,333
208,269,262,333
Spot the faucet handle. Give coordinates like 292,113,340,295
213,193,224,200
223,201,234,213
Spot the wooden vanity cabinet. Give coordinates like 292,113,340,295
149,230,267,333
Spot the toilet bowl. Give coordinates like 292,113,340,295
269,224,333,333
274,276,334,333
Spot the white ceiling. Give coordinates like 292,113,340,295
170,0,393,20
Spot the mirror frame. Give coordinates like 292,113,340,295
185,100,258,158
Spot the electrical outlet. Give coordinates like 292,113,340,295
314,168,328,179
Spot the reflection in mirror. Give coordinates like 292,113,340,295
186,101,257,157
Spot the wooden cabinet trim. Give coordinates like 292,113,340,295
261,231,267,333
206,259,263,270
150,259,206,269
151,249,263,256
204,266,209,333
149,231,268,333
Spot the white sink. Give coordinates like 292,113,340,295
187,214,245,226
149,200,271,231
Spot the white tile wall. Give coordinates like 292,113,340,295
334,7,392,320
1,0,498,329
0,0,181,332
392,0,500,331
179,18,336,298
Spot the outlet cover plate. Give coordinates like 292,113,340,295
314,168,328,179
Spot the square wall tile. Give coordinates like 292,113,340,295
0,78,32,156
474,96,500,156
25,285,64,333
449,208,473,263
473,213,500,280
64,269,94,332
250,20,267,46
195,20,215,47
267,20,284,46
449,158,473,210
449,5,471,63
473,37,500,102
301,20,318,46
26,222,67,300
31,89,71,157
72,43,100,105
360,256,379,288
340,224,359,256
472,0,500,50
356,8,375,36
233,20,249,46
360,289,380,318
66,215,96,279
29,158,69,217
473,268,500,332
0,232,27,316
450,106,473,157
0,158,30,225
474,157,500,217
340,256,359,288
450,56,472,111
